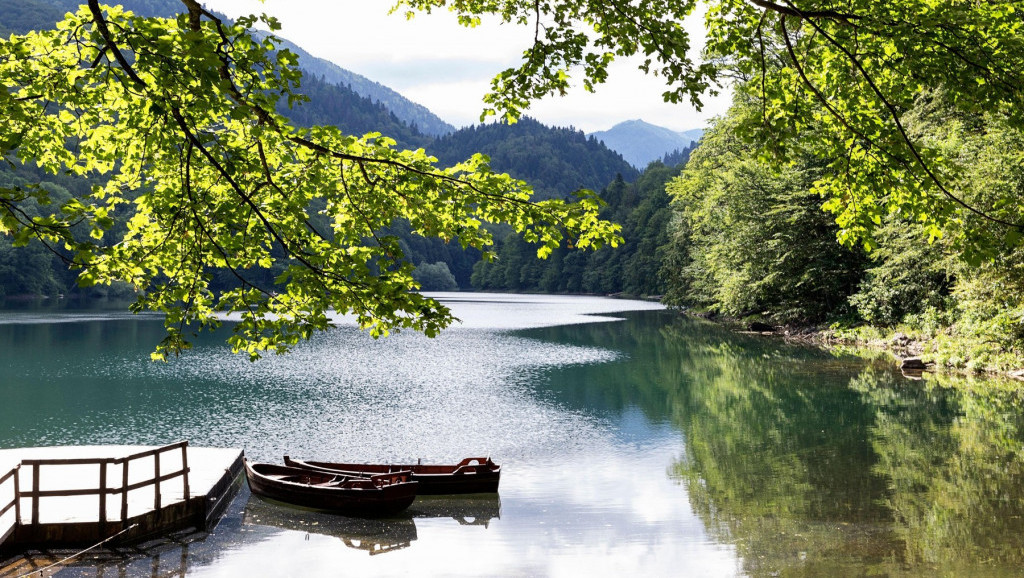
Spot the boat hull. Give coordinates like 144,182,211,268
244,460,418,516
284,456,501,495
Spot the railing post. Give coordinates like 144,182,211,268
31,463,39,525
154,451,161,512
13,465,21,524
121,459,129,522
98,461,108,528
181,443,190,502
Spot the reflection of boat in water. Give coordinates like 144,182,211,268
243,497,418,556
242,491,502,555
284,456,501,495
407,493,502,527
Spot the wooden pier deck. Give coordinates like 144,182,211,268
0,442,242,553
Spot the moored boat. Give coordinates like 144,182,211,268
283,456,501,495
243,459,418,516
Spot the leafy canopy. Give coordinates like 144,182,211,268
400,0,1024,254
0,1,620,359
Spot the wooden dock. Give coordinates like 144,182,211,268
0,442,242,553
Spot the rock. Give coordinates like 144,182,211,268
901,357,928,370
748,321,774,332
891,333,912,347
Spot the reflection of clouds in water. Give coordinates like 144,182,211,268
1,296,743,576
0,312,162,325
212,292,666,331
192,434,739,578
106,328,623,465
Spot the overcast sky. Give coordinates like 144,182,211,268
200,0,731,133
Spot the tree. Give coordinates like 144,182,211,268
664,95,866,323
411,262,459,292
0,1,620,359
400,0,1024,256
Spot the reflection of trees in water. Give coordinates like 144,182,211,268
653,317,1024,575
853,370,1024,570
662,321,899,576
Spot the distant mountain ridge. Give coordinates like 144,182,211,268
32,0,456,137
589,120,704,169
431,118,639,199
263,36,456,138
0,3,645,294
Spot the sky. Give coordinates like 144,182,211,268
199,0,732,133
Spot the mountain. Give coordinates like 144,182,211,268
430,118,639,200
0,0,63,35
281,73,432,149
1,3,643,293
30,0,456,138
589,120,704,169
269,37,456,138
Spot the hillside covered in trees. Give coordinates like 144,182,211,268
0,0,637,299
5,0,1023,373
431,118,639,199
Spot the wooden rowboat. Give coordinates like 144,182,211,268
283,456,501,495
243,459,418,516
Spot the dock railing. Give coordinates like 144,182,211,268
0,464,19,545
14,441,190,528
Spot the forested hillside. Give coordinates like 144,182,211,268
0,5,640,297
431,118,639,199
282,74,433,150
470,156,690,295
659,86,1024,372
0,0,63,35
273,37,455,137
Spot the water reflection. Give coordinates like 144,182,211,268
243,499,420,556
240,493,501,556
4,300,1024,576
654,319,1024,576
517,314,1024,575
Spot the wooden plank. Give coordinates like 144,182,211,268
98,462,107,525
181,443,190,501
121,460,129,522
21,457,116,467
23,488,114,499
121,442,188,463
154,451,161,511
31,463,39,525
13,465,19,524
0,465,17,520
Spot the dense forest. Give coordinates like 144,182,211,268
471,159,687,295
281,74,433,150
655,86,1024,371
5,0,1023,372
0,1,638,298
431,119,639,199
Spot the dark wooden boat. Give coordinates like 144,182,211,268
243,459,418,516
283,456,501,495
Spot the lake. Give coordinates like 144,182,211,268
2,293,1024,577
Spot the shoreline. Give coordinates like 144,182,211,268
680,310,1024,383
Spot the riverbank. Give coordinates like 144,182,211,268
684,310,1024,382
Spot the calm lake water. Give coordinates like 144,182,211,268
2,294,1024,577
